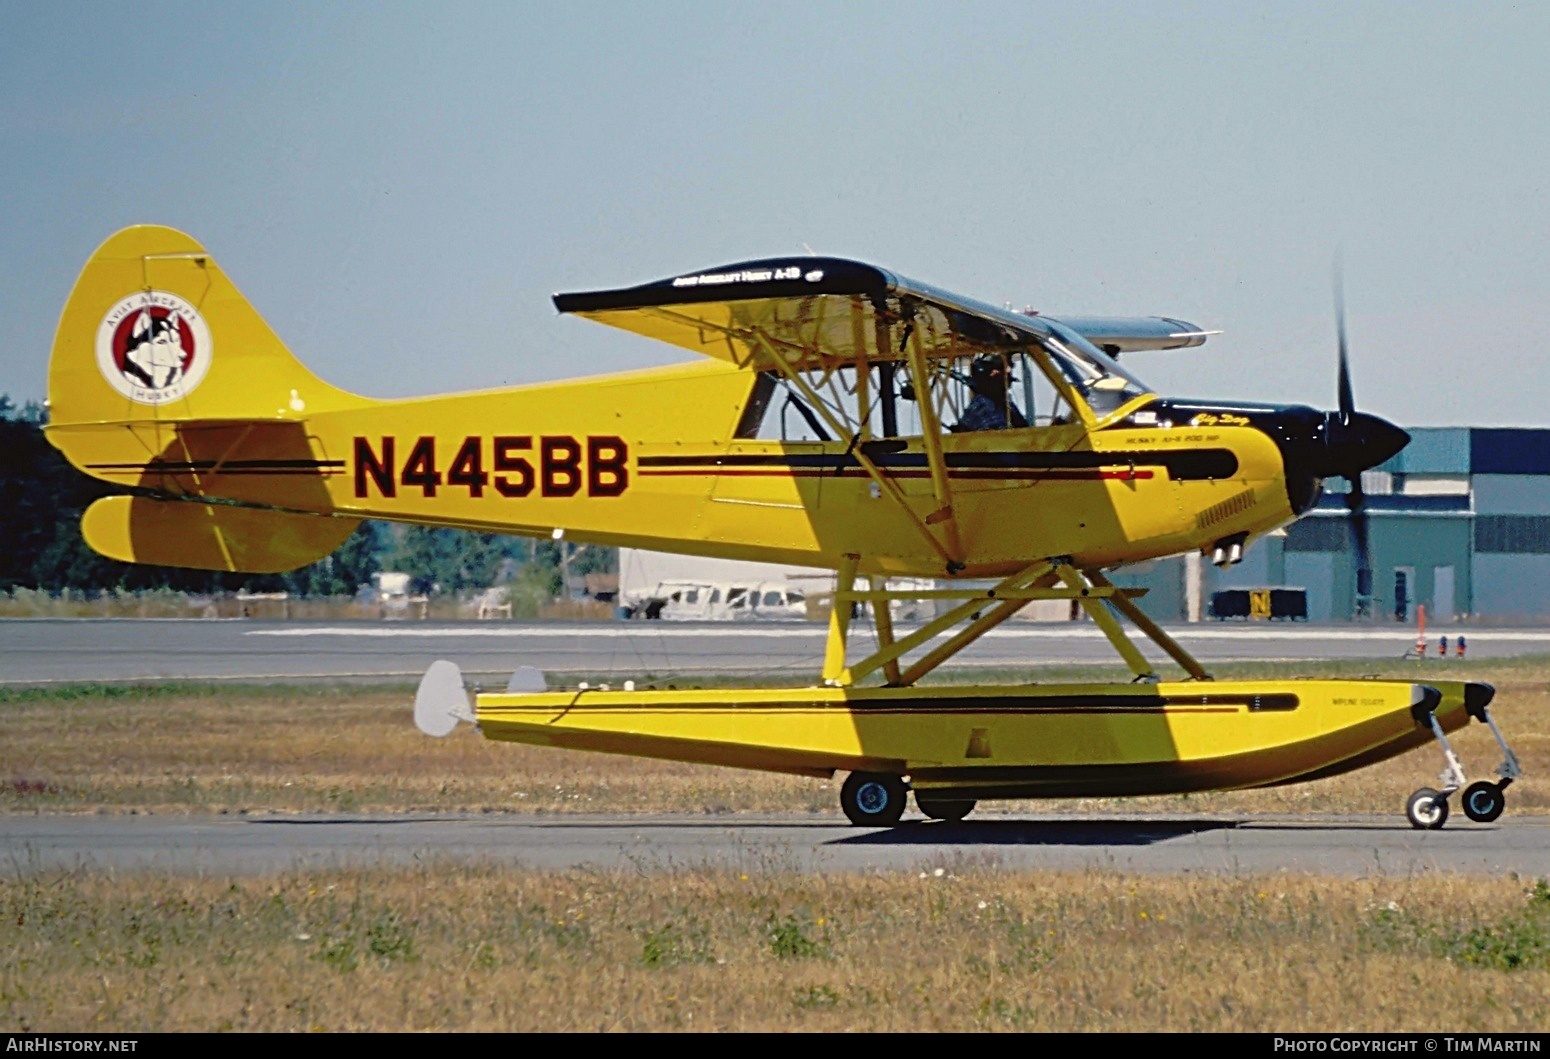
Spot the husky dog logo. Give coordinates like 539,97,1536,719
95,291,213,404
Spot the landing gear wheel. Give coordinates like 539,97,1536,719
1405,787,1450,830
916,796,976,822
840,772,907,827
1461,781,1506,824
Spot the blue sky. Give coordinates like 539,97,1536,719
3,1,1546,426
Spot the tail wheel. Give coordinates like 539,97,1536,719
1405,787,1449,830
1460,781,1506,824
916,796,976,822
840,772,907,827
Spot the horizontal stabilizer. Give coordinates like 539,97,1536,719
81,495,359,573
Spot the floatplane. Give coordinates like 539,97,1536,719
44,226,1523,827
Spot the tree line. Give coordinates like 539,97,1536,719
0,396,612,599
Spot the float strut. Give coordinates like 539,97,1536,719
1055,564,1156,682
823,554,860,686
1086,569,1212,681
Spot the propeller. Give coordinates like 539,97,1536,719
1326,271,1405,617
1334,281,1372,611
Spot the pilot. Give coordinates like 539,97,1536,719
951,354,1028,432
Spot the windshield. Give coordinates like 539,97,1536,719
1039,320,1151,417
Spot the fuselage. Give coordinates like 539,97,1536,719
41,225,1409,581
49,360,1406,579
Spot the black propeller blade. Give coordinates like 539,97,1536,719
1335,277,1354,426
1329,271,1399,617
1347,475,1373,602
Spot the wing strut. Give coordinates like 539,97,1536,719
750,330,964,572
903,320,964,566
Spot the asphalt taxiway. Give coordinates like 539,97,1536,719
4,812,1547,878
4,618,1546,685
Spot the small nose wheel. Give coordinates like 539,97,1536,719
1460,780,1507,823
840,771,908,827
1406,787,1450,830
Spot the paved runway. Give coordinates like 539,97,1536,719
3,618,1546,685
4,812,1546,878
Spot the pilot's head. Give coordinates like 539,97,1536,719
969,354,1010,396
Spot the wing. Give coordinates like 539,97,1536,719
553,257,1055,373
554,257,1212,371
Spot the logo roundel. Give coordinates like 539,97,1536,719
95,291,213,405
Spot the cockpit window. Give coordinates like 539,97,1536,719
1039,321,1150,417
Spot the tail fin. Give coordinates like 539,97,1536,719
48,225,350,431
47,226,363,573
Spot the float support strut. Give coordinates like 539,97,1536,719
868,575,902,685
823,554,861,685
1056,564,1156,681
1086,568,1211,681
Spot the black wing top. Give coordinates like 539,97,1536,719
553,256,1208,371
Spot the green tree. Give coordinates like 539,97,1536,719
389,526,505,596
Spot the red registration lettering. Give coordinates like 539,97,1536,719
354,435,629,499
354,436,396,498
541,436,582,497
447,436,488,497
400,436,441,497
493,436,534,497
588,435,629,497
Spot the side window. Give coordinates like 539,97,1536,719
737,349,1079,441
919,351,1070,433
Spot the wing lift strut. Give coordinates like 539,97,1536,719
749,329,965,573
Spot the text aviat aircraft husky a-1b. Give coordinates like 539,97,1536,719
45,226,1526,829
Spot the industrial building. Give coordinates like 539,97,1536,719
1110,427,1550,624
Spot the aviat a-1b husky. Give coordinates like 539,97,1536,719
45,226,1524,829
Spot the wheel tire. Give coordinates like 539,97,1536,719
916,796,976,822
840,772,907,827
1460,781,1506,823
1405,787,1450,830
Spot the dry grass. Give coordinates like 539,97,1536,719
4,663,1549,1032
3,868,1548,1031
0,658,1546,818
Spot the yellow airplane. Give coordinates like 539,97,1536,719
45,225,1524,829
